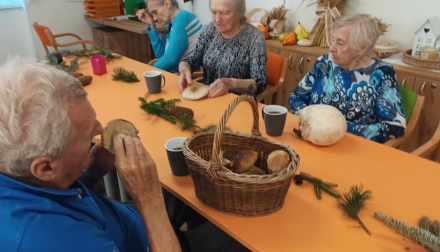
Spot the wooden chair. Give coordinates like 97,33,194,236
33,22,99,55
384,86,425,148
411,121,440,158
256,51,288,104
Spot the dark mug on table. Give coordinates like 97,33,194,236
262,105,288,137
165,137,189,176
144,71,166,94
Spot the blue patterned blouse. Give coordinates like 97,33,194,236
289,53,406,143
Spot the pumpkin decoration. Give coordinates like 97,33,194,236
293,104,347,146
257,24,269,39
283,32,297,46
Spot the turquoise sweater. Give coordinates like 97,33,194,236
147,10,202,73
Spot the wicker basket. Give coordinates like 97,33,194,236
402,49,440,70
182,95,300,217
374,37,398,59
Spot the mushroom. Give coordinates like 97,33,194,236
267,150,290,174
182,82,209,101
102,119,138,154
244,165,266,175
230,149,258,174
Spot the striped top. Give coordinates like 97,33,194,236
147,10,202,73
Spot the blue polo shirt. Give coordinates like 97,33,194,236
0,173,150,252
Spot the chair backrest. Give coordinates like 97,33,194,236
32,22,52,47
267,51,283,86
400,85,418,122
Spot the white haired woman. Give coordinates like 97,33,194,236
289,14,406,143
0,57,180,251
137,0,202,73
178,0,267,98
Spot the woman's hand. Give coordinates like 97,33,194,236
178,68,193,92
113,135,162,203
208,78,231,98
136,9,155,30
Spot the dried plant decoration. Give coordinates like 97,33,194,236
374,17,391,35
266,0,289,20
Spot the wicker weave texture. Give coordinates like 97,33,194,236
403,49,440,70
183,95,300,217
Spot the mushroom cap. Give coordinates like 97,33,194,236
267,150,290,173
102,119,138,154
182,82,209,101
230,149,258,174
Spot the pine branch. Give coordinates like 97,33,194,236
112,67,140,82
420,216,433,231
293,172,341,199
375,212,440,252
70,47,122,62
337,184,372,235
432,220,440,237
138,94,199,131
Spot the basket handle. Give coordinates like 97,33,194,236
211,95,262,164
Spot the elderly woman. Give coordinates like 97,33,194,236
137,0,202,73
0,58,180,251
178,0,267,98
289,14,406,143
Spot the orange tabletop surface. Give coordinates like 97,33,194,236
75,56,440,252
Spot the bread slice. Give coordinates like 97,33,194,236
102,119,138,154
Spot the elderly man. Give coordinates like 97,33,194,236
0,57,181,252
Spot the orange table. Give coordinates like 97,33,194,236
78,56,440,252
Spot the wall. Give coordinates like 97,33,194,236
0,6,36,64
191,0,440,51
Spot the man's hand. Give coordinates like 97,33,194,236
113,135,162,203
208,78,231,98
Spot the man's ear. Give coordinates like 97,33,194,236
30,156,56,182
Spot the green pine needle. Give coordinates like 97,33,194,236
432,220,440,237
138,93,198,131
70,47,122,62
298,172,341,199
420,216,433,231
46,55,83,73
375,212,440,252
112,67,140,82
337,184,372,235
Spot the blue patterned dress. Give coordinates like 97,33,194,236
289,53,406,143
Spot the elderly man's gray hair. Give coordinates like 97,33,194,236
209,0,247,24
0,57,87,177
333,14,381,54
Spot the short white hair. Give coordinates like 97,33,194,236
333,14,381,54
209,0,247,24
0,57,87,177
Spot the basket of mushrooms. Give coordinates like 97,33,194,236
183,95,300,217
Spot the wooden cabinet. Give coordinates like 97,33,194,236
92,26,153,64
266,40,440,160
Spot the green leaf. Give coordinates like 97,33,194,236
112,67,140,82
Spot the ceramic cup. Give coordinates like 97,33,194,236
262,105,288,136
144,71,166,94
165,137,189,176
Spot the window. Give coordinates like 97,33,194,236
0,0,23,9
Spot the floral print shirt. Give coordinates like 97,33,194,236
289,53,406,143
